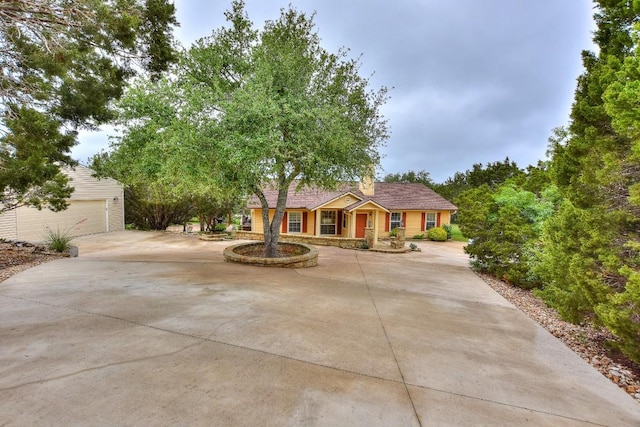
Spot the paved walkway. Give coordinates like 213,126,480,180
1,231,639,426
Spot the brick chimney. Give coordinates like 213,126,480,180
358,169,375,196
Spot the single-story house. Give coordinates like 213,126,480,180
0,165,124,242
246,180,457,243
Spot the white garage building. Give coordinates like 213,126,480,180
0,165,124,242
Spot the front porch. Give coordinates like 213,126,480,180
233,230,412,252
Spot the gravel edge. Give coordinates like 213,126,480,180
0,242,67,283
477,272,640,403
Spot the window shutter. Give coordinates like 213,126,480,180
437,212,441,227
302,212,308,233
337,211,342,234
282,212,288,233
402,212,407,227
385,212,390,232
421,213,426,231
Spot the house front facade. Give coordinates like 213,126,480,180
246,181,457,244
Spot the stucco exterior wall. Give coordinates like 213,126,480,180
404,211,424,237
250,209,317,235
321,194,359,209
378,210,454,238
250,208,453,240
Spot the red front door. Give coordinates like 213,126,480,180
355,213,367,238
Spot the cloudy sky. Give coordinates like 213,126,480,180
74,0,596,183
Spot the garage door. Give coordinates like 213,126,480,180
16,200,106,242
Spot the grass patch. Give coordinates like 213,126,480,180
450,224,467,242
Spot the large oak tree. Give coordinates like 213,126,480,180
107,1,389,257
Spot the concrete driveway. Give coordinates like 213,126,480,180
1,231,639,426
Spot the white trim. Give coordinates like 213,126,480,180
390,211,402,229
105,199,110,233
425,212,436,230
319,210,337,235
287,211,302,233
312,192,362,210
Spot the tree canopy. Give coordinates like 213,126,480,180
0,0,178,213
431,157,524,201
444,1,640,363
101,0,389,256
383,170,434,188
535,0,640,361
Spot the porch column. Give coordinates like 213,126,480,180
349,212,355,238
373,210,379,245
315,210,321,236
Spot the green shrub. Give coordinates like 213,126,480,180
594,266,640,363
214,223,227,232
360,241,369,250
45,228,72,252
389,227,398,238
412,234,424,239
442,224,452,240
427,227,447,242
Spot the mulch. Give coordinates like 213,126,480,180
477,272,640,403
0,241,67,282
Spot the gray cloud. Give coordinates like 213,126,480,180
74,0,595,182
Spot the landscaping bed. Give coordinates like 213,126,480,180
478,272,640,403
0,241,66,283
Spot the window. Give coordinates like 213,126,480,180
425,212,436,230
288,211,302,233
320,210,336,235
390,212,402,230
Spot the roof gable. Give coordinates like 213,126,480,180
247,181,457,211
312,191,362,210
369,182,457,211
345,199,389,212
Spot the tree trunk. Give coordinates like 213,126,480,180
264,226,279,258
256,182,290,258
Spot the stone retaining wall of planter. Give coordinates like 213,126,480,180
223,242,319,268
198,234,229,241
233,231,364,249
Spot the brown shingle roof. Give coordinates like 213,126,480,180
247,182,457,211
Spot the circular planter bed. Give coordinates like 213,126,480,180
199,233,229,241
223,242,318,268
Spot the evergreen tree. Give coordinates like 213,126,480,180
383,170,434,188
538,0,640,361
0,0,178,213
458,183,557,288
